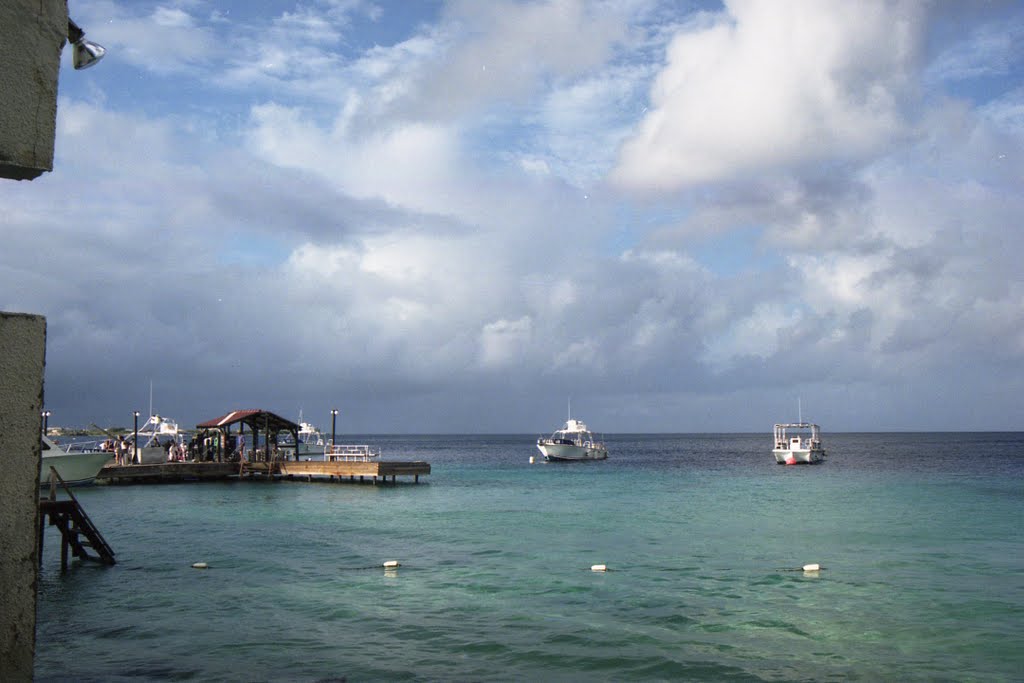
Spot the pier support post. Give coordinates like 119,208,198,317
0,312,46,679
58,517,69,572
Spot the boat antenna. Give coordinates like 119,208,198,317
149,379,153,418
567,397,571,422
798,397,802,424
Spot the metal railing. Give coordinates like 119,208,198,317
325,444,381,462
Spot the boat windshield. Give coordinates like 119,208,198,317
549,428,598,445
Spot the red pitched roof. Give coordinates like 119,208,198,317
195,410,298,432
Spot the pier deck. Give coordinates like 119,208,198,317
97,462,239,484
95,459,430,484
244,459,430,484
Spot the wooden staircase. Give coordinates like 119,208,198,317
39,467,116,570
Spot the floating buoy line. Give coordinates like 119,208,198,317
776,563,826,572
194,560,826,574
333,561,826,574
336,561,405,571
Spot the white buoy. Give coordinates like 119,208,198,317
802,563,820,572
529,456,535,464
383,560,400,569
591,564,608,572
191,562,209,569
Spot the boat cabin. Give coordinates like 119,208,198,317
773,422,823,451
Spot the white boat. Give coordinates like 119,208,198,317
40,435,113,486
279,415,327,456
773,423,825,464
296,420,326,455
537,418,608,461
131,414,185,464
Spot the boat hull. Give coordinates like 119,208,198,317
297,442,325,456
773,448,825,465
40,451,114,486
537,442,608,461
279,443,326,457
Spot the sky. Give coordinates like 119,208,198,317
2,0,1023,433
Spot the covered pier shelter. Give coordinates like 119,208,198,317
195,409,299,462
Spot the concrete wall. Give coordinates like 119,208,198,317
0,313,46,680
0,0,67,180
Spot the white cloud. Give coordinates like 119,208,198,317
701,302,803,368
246,102,466,216
74,1,222,75
528,64,651,186
552,338,603,373
478,316,534,368
613,0,924,190
519,156,551,176
409,0,629,118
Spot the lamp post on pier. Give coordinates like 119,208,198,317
331,409,338,448
133,411,140,464
41,409,51,435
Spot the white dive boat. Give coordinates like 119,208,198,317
537,418,608,461
279,415,327,456
772,423,825,464
296,420,326,455
40,435,113,486
131,414,185,464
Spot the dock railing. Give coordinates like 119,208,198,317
325,444,381,462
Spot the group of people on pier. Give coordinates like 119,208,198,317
97,433,292,465
98,436,134,465
98,435,225,465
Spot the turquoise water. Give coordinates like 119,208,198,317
36,433,1024,681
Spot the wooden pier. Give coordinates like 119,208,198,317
94,459,430,485
243,458,430,484
95,411,429,485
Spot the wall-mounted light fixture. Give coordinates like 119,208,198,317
67,19,106,70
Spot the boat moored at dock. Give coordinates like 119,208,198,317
278,416,328,457
40,435,113,486
131,414,186,464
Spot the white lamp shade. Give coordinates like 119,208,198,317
72,39,106,70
